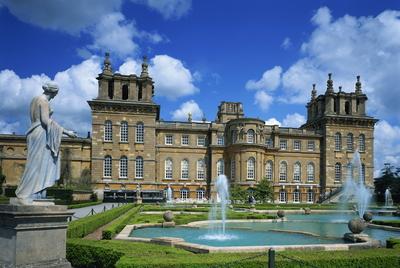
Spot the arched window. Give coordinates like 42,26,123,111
120,121,128,142
108,81,114,99
307,163,315,182
345,101,350,115
196,188,205,200
359,134,365,152
335,163,341,182
119,156,128,178
347,133,354,151
279,161,287,181
247,129,255,143
217,159,224,176
279,190,287,203
361,164,366,183
231,130,237,144
181,159,189,179
197,159,205,180
103,155,112,178
293,162,301,182
136,123,144,143
165,159,173,179
307,188,314,203
122,84,129,100
104,120,112,141
135,156,143,179
180,188,189,200
293,189,300,203
334,132,341,151
265,161,273,180
231,158,236,180
247,157,255,180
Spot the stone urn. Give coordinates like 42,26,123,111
348,218,366,234
304,207,311,215
163,210,174,222
363,212,373,222
277,210,285,218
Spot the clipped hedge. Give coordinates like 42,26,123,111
66,239,400,268
372,220,400,228
47,188,74,204
102,205,142,240
67,239,124,268
67,204,134,238
4,186,17,197
387,238,400,249
67,201,102,209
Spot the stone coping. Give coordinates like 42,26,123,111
367,223,400,232
116,220,381,254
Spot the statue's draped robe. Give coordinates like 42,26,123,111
15,95,63,201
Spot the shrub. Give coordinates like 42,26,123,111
102,205,141,240
387,238,400,249
47,187,73,204
67,204,134,238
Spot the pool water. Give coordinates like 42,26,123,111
130,213,400,247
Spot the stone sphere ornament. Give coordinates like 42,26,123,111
363,212,373,222
277,210,285,218
304,207,311,215
163,210,174,222
348,218,366,234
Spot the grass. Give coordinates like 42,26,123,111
67,201,102,209
0,195,9,204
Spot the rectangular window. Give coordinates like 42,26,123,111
197,136,206,146
307,191,314,203
135,124,144,143
217,135,224,145
279,139,287,150
293,191,300,203
197,160,205,180
120,122,128,143
165,135,173,145
307,140,315,151
180,190,188,200
196,190,205,200
266,138,273,149
293,140,301,151
279,191,286,203
181,135,189,145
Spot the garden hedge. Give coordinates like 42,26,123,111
102,205,142,240
67,204,134,238
387,238,400,249
67,201,102,209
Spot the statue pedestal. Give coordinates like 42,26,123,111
137,197,143,204
0,204,73,268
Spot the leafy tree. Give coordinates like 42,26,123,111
254,177,274,203
374,163,399,204
230,185,247,203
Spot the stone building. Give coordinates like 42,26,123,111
0,54,377,203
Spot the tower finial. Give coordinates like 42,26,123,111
311,84,317,100
355,75,362,94
103,52,112,74
339,86,342,92
141,55,149,78
326,73,334,93
188,112,192,122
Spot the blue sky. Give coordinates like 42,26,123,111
1,0,400,175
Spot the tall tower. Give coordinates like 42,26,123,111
88,53,159,200
302,74,378,196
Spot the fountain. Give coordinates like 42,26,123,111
341,150,371,218
385,188,394,208
201,175,236,240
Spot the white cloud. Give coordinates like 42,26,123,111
254,91,273,111
374,120,400,176
0,57,101,136
282,113,306,128
281,37,291,50
171,100,203,121
118,58,142,75
150,55,199,99
0,0,122,34
131,0,191,19
311,6,332,26
265,118,281,126
246,66,282,91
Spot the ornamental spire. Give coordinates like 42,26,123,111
355,75,362,94
141,55,149,78
102,52,112,74
326,73,334,93
311,84,317,100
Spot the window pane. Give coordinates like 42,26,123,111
119,156,128,178
136,123,144,143
135,157,143,178
104,121,112,141
104,156,112,177
181,160,189,179
120,121,128,142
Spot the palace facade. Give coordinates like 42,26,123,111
0,54,377,203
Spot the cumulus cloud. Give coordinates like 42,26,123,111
246,66,282,91
374,120,400,176
118,58,142,75
0,0,122,34
171,100,203,121
282,113,306,128
254,91,273,111
281,37,291,50
265,118,281,126
150,55,199,99
131,0,192,19
0,57,101,136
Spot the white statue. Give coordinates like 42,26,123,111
15,83,76,205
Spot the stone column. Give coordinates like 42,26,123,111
0,204,73,268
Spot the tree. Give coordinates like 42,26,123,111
230,185,247,203
254,177,274,203
374,163,399,204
